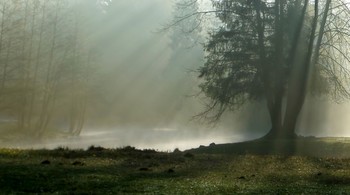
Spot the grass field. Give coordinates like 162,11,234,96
1,138,350,194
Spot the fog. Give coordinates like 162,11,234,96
0,0,349,151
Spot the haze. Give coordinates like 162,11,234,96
0,0,349,151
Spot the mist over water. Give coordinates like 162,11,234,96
3,127,250,151
0,0,349,151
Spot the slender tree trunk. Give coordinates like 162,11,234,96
282,0,319,137
253,0,281,138
24,0,37,130
37,1,60,136
273,0,285,136
28,1,46,133
0,3,6,93
0,3,8,94
68,8,80,135
69,2,88,136
308,0,331,88
18,0,30,131
1,40,10,93
74,49,92,136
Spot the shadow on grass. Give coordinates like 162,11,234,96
0,149,190,193
187,137,350,157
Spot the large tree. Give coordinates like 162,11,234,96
176,0,350,139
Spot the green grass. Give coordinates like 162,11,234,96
1,138,350,194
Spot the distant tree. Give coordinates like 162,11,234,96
174,0,350,139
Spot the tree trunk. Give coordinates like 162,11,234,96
262,0,318,140
18,0,31,131
36,1,60,136
28,1,46,133
253,0,330,140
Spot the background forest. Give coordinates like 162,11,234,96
0,0,97,138
1,0,350,150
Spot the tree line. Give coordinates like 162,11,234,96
0,0,96,138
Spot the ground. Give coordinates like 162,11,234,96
1,138,350,194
